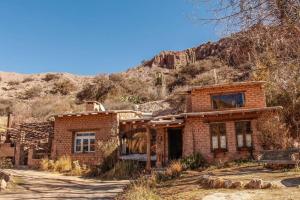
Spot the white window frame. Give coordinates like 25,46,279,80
74,132,96,153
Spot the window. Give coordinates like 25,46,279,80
74,132,95,153
212,92,245,109
210,123,227,151
235,121,252,149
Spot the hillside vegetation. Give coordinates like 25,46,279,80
0,25,299,137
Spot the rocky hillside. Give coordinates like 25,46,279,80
0,25,299,126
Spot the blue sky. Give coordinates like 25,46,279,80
0,0,219,75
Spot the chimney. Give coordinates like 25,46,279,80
85,101,105,112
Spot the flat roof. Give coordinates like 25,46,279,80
52,110,141,118
178,81,266,94
181,106,282,117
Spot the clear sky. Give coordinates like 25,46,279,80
0,0,219,75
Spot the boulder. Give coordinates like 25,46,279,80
224,180,233,188
211,177,225,188
245,179,263,189
231,181,243,189
0,179,7,190
261,181,272,189
0,171,11,182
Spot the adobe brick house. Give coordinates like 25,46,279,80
50,81,281,169
51,102,147,165
148,81,282,168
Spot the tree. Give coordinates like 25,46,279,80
193,0,300,32
268,64,300,144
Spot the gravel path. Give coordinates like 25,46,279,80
1,169,129,200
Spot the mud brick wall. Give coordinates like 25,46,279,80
52,113,118,166
190,84,266,112
183,117,261,164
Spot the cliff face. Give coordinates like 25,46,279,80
144,32,258,69
145,25,300,71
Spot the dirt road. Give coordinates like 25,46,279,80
1,169,129,200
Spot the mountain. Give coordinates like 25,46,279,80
0,25,299,126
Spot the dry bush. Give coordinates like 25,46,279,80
257,112,292,150
0,99,12,115
165,161,183,178
109,73,124,82
22,77,34,83
76,75,114,102
40,158,49,171
0,158,13,168
50,79,76,95
180,153,206,170
7,80,20,86
30,96,81,120
124,184,161,200
40,157,88,176
102,160,142,179
53,156,72,172
42,73,61,82
180,62,207,78
21,86,42,99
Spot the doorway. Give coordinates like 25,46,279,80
168,128,183,160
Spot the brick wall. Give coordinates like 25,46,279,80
52,113,118,166
0,143,14,158
190,84,266,112
182,116,262,163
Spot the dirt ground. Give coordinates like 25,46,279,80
1,169,129,200
156,164,300,200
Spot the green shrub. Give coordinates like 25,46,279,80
180,153,206,170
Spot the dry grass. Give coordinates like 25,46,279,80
123,184,161,200
120,162,300,200
39,156,88,176
165,161,183,178
154,163,300,200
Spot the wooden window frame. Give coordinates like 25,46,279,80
74,132,96,153
235,120,253,151
210,122,228,153
211,92,246,110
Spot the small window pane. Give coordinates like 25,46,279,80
83,139,89,152
220,135,226,148
75,145,81,152
246,134,252,147
212,136,218,149
76,139,81,145
237,134,244,147
90,139,95,152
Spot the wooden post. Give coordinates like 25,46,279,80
5,108,11,143
146,127,151,171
